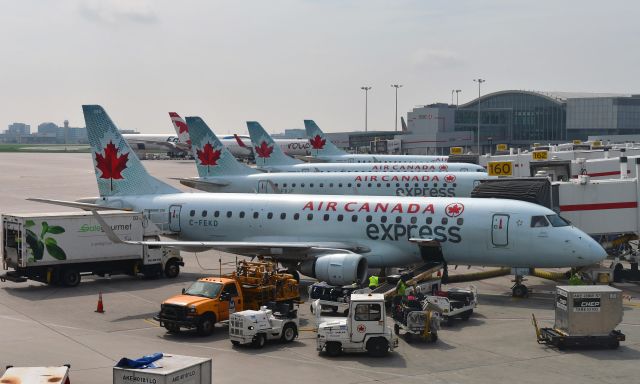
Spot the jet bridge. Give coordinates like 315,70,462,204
472,157,640,280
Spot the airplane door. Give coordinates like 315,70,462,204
491,214,509,246
258,180,268,193
169,205,181,232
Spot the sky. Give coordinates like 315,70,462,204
1,0,639,135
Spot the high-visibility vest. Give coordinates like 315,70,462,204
368,275,379,288
396,280,407,296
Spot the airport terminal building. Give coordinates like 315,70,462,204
400,91,640,155
323,91,640,155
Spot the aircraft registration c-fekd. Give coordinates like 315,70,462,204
33,105,606,288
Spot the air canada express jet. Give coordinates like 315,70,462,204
40,106,605,298
247,122,485,173
179,116,490,196
304,120,448,163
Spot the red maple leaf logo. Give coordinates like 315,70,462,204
95,141,128,190
196,142,221,169
439,164,448,171
445,203,464,217
254,141,274,158
176,120,188,134
444,174,456,183
309,134,326,149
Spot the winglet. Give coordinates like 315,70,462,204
90,211,126,244
401,116,408,132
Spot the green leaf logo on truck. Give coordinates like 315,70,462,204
24,220,67,261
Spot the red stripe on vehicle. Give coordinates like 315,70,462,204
560,202,638,212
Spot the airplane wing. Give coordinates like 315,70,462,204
90,211,370,259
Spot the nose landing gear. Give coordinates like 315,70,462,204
511,275,529,298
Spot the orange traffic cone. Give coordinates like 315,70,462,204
95,292,105,313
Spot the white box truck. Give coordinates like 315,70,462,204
1,211,183,287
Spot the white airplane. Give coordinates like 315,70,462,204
229,134,311,159
247,122,486,173
177,116,490,196
304,120,449,163
122,112,310,159
122,112,191,155
39,105,605,299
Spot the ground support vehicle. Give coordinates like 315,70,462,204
316,293,398,357
532,285,625,349
229,303,299,348
308,282,362,314
422,286,477,325
157,261,299,336
1,211,182,286
391,296,440,342
1,364,70,384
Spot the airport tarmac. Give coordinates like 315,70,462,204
1,152,640,384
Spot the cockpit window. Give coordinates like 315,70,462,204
546,214,570,227
531,216,549,227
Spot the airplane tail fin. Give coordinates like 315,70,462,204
401,116,408,132
303,120,345,156
246,121,302,167
83,105,181,197
185,117,258,177
169,112,190,147
233,134,249,148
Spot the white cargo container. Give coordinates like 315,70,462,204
1,365,70,384
555,285,623,336
113,354,212,384
1,211,183,286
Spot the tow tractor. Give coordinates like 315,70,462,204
390,295,440,342
315,293,398,357
229,302,299,348
308,282,362,314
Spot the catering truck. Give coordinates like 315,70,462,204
1,211,183,287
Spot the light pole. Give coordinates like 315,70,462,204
455,89,461,108
473,78,485,154
391,84,403,131
451,89,455,105
361,86,372,132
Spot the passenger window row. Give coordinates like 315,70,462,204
188,209,463,225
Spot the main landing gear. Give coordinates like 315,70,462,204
511,275,528,298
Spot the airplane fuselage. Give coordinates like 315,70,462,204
187,172,489,197
101,193,605,269
312,154,449,163
258,162,485,173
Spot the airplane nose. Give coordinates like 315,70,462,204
580,233,607,264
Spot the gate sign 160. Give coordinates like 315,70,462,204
487,161,513,177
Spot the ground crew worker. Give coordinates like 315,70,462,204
368,275,379,289
396,278,407,296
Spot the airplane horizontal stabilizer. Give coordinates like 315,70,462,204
27,198,132,211
176,177,230,192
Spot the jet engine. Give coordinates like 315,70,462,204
299,253,368,286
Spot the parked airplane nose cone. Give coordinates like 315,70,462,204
578,232,607,264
